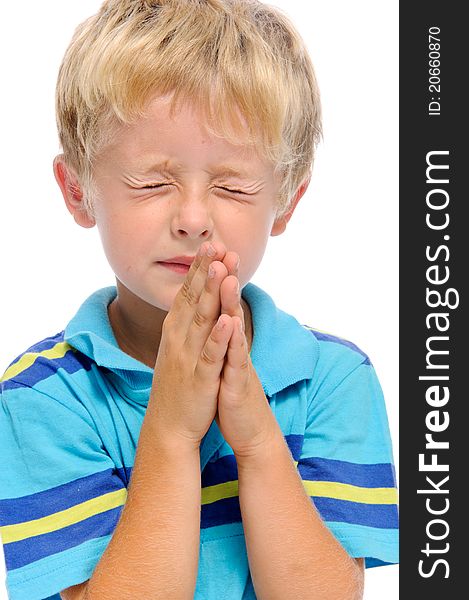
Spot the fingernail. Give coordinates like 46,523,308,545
208,264,216,278
207,244,216,257
198,244,207,257
236,257,240,270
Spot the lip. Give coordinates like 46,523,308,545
158,255,196,266
158,262,191,275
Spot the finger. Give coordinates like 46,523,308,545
230,255,246,336
182,241,220,294
221,316,248,391
171,241,226,328
219,253,245,333
220,275,245,332
185,259,229,354
221,251,240,277
195,314,234,383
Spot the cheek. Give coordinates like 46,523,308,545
96,211,150,268
228,220,273,285
238,242,269,286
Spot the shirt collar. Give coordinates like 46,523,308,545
243,283,318,396
64,287,153,378
64,283,317,396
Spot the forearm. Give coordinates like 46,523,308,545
84,412,201,600
236,431,363,600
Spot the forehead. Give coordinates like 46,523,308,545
101,94,272,174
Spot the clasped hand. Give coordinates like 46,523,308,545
150,241,279,458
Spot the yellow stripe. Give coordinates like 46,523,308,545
201,476,396,507
1,342,75,382
201,480,239,505
302,480,398,505
1,488,127,544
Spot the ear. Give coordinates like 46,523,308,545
270,175,311,237
53,154,95,228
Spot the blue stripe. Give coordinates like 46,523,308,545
1,349,93,391
6,332,66,367
285,434,304,461
3,506,122,570
200,491,399,531
312,496,399,529
201,434,304,488
26,332,66,353
201,496,242,529
202,455,238,487
297,457,397,488
121,465,133,487
0,468,126,526
306,329,371,365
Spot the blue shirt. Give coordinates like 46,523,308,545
0,283,398,600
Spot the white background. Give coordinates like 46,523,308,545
0,1,398,598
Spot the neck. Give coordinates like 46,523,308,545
108,280,253,369
107,281,165,368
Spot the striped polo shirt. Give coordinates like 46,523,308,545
0,283,398,600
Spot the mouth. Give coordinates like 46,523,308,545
157,261,191,274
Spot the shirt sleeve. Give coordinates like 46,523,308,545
296,341,399,568
0,381,128,600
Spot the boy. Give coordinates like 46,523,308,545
0,1,398,598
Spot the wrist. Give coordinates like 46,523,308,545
234,425,289,472
143,407,202,455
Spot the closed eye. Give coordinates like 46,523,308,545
142,183,168,189
218,187,246,195
139,184,247,194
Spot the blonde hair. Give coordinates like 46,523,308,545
56,0,322,218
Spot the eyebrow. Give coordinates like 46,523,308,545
211,166,251,178
133,160,173,176
133,160,255,180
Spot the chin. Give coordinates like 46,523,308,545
149,289,179,312
142,293,173,312
117,279,174,313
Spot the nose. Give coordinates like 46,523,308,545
171,193,214,240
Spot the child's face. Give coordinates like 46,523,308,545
88,94,295,311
